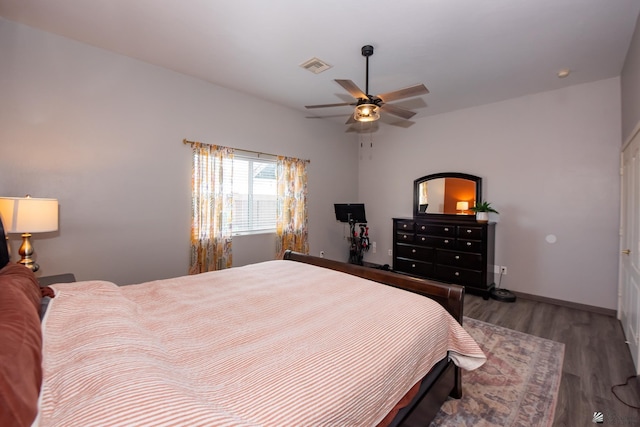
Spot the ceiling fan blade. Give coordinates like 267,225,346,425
380,103,416,120
305,113,353,119
345,113,357,124
305,102,354,109
335,79,367,99
377,84,429,103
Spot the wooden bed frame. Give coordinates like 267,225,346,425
282,250,465,427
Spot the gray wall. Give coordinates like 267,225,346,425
622,10,640,143
359,78,622,310
0,18,357,285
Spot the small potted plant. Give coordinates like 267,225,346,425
470,200,499,223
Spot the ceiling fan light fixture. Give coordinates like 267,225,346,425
304,45,427,126
354,103,380,122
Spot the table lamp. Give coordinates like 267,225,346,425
456,201,469,214
0,195,58,272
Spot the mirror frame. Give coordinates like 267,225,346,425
413,172,482,219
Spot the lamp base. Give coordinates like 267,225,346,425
18,233,39,272
17,258,39,272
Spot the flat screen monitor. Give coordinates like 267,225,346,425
334,203,367,223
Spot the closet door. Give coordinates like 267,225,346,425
620,125,640,374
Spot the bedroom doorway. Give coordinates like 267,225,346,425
620,124,640,375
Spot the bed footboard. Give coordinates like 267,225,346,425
282,250,465,415
282,250,464,322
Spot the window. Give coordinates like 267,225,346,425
190,141,308,272
232,155,277,234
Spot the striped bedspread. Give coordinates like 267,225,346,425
36,260,485,426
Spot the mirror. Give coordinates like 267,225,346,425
414,172,482,217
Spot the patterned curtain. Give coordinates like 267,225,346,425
275,156,309,258
189,143,234,274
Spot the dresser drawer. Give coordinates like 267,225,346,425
436,249,483,269
457,226,484,239
396,220,415,232
396,244,434,261
418,235,456,249
415,223,455,237
413,234,431,246
395,258,434,276
396,231,415,243
435,265,483,287
456,239,483,252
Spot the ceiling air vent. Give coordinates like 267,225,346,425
300,57,332,74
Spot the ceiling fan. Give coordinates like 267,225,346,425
305,45,429,125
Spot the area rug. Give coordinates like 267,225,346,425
430,317,565,427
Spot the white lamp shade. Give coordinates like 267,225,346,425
456,201,469,211
0,197,58,233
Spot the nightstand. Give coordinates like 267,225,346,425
38,273,76,286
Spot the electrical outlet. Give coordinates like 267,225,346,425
320,251,325,258
372,241,377,253
500,266,507,275
388,249,393,256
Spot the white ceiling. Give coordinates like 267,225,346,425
2,0,639,128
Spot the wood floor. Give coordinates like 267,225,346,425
464,294,640,426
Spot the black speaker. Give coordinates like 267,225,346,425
490,288,516,302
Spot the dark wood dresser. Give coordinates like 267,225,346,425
393,217,496,299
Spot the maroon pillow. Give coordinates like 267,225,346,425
0,264,42,427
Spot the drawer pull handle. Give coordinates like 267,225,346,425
444,239,449,243
403,235,408,239
412,264,416,268
455,272,460,276
421,226,426,230
455,255,460,260
421,237,426,241
412,249,416,253
466,229,472,233
444,227,449,231
466,242,472,246
403,224,407,228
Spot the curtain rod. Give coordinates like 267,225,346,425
182,139,309,163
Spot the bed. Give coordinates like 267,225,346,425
0,220,485,427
